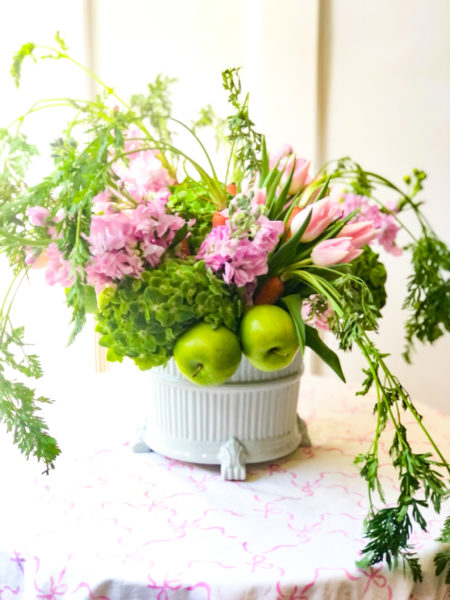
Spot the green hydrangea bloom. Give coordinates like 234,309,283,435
95,258,243,370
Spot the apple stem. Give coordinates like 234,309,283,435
192,364,203,378
271,349,288,358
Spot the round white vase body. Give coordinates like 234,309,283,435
137,354,307,480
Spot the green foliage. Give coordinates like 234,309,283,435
130,74,176,144
403,234,450,362
10,42,37,87
305,324,345,382
0,281,59,466
331,274,381,351
222,68,262,180
54,31,68,52
348,247,387,310
96,259,243,369
0,372,60,465
357,506,423,581
434,517,450,584
167,178,215,252
353,337,450,582
192,104,228,153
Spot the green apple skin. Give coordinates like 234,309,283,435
240,305,299,372
174,322,242,386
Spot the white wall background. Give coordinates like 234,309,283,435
1,0,449,412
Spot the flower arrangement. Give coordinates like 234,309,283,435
0,36,449,582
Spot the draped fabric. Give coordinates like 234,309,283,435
1,374,448,599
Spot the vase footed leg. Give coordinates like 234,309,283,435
132,424,154,453
297,415,311,447
219,437,247,481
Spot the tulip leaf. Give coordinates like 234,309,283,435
315,176,332,202
269,158,297,220
268,209,312,275
167,223,188,250
305,324,346,382
280,294,305,354
264,166,284,213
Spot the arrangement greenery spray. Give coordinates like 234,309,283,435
0,35,449,583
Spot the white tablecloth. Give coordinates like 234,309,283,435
0,373,449,599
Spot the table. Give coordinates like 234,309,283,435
1,373,449,599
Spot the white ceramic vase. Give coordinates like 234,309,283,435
134,353,310,480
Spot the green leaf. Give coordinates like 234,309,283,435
268,209,312,275
260,136,269,182
168,223,188,250
54,31,68,52
281,294,306,354
315,176,331,202
11,42,36,87
305,324,346,382
269,158,296,220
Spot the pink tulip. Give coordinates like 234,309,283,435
269,144,293,169
311,237,362,266
269,145,311,195
282,156,311,194
337,220,378,248
290,196,342,242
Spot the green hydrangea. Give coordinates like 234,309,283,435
167,178,216,252
95,258,243,370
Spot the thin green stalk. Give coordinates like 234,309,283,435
37,45,130,109
0,269,27,342
168,117,219,181
225,138,237,187
9,97,113,130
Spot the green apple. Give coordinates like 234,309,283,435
240,305,299,371
174,322,242,386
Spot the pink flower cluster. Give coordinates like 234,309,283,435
112,126,175,202
337,193,402,255
86,193,185,292
197,214,284,287
301,294,333,332
44,243,74,287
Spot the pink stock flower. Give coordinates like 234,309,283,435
253,215,285,252
290,196,342,242
26,206,50,227
196,215,283,287
86,249,147,293
85,191,186,291
223,240,269,287
92,190,114,214
123,125,146,156
25,248,49,269
301,295,333,332
113,149,173,202
337,220,379,248
44,243,74,287
132,199,184,240
311,237,362,266
89,213,135,254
